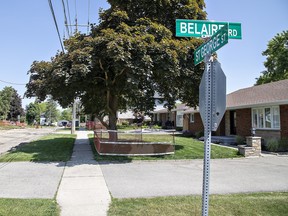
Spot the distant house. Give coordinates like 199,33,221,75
183,79,288,141
152,104,189,128
117,110,151,125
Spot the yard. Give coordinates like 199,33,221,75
0,134,76,162
108,192,288,216
0,198,59,216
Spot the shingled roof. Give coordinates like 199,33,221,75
227,79,288,109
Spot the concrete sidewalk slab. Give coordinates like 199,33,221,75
0,161,65,199
57,130,111,216
100,157,288,198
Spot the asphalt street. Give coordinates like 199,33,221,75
100,156,288,198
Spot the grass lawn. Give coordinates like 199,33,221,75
108,192,288,216
0,198,59,216
0,134,76,162
89,134,241,161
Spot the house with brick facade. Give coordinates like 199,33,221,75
152,104,189,129
183,79,288,141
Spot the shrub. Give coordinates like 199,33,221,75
195,131,204,139
235,136,245,145
278,137,288,152
121,121,129,126
266,138,279,152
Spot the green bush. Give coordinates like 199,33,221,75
278,137,288,152
195,131,204,139
235,136,245,145
266,138,279,152
121,121,129,126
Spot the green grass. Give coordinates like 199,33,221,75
0,198,59,216
0,134,76,162
108,192,288,216
89,134,241,161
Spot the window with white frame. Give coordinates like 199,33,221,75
190,113,195,123
252,106,280,129
176,111,184,127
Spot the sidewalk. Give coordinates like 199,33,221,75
57,130,111,216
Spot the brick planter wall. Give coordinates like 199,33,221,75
93,131,175,156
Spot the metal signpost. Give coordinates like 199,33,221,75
176,19,242,39
175,19,241,216
199,55,226,216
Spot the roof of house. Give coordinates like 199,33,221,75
152,103,189,114
227,79,288,109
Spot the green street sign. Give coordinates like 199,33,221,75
194,24,229,65
176,19,241,39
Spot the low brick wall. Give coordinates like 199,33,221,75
93,131,175,156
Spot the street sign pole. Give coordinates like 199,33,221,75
201,54,213,216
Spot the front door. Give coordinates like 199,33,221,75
230,111,237,135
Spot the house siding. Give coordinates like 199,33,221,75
188,113,204,134
236,108,251,137
215,115,226,136
280,105,288,138
255,130,281,140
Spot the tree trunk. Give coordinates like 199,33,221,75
108,95,118,141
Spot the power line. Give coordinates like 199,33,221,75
87,0,90,34
65,0,72,34
61,0,70,37
0,79,26,86
48,0,65,52
74,0,78,32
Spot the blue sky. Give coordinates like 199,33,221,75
0,0,287,108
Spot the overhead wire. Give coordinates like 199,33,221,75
48,0,65,52
74,0,78,32
65,0,72,34
87,0,90,34
0,79,26,86
61,0,70,37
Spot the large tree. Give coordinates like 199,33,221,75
0,87,13,120
25,102,41,124
45,97,60,123
8,88,24,121
256,30,288,85
0,86,24,121
26,0,206,131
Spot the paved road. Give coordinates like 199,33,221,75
0,127,57,155
100,156,288,198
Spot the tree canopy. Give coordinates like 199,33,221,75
256,30,288,85
26,0,207,130
0,86,24,121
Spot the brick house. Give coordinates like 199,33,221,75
183,79,288,141
152,104,189,128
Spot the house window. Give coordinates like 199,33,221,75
252,106,280,129
190,113,195,123
176,111,184,127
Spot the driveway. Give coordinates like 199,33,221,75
100,156,288,198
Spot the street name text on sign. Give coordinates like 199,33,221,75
194,24,228,65
176,19,242,39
